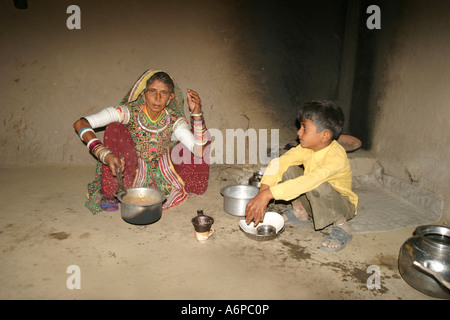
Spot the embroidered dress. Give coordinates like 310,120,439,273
85,70,209,214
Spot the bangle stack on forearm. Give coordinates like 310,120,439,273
91,143,112,164
193,119,208,146
79,127,111,164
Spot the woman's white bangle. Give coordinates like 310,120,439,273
86,138,101,149
78,128,94,142
190,112,203,117
100,149,112,164
194,140,208,146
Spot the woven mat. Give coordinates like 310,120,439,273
348,164,442,233
348,184,441,234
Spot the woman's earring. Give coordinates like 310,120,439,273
166,100,171,106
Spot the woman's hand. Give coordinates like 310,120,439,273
105,153,125,177
244,185,274,226
187,89,202,117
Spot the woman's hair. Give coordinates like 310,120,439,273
297,100,344,140
145,71,175,94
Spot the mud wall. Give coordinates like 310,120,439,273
0,0,346,166
357,0,450,222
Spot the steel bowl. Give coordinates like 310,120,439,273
240,225,285,242
257,224,276,236
220,184,259,216
239,212,285,241
116,187,166,225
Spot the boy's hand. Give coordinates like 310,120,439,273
245,185,273,226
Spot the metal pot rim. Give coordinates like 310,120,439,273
220,184,259,199
414,225,450,236
413,225,450,247
116,187,166,207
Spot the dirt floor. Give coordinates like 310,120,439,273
0,157,443,301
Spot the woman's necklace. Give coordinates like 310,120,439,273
138,108,170,134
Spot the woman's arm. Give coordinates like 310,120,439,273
172,89,209,157
73,106,128,175
172,119,208,157
187,89,209,156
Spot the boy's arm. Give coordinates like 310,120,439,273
244,147,306,226
270,150,348,201
260,146,306,187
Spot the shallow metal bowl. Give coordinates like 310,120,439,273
238,212,285,241
240,225,285,242
257,224,276,236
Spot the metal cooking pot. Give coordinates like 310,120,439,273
115,187,166,225
398,225,450,299
220,184,259,216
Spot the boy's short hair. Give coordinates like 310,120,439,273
297,100,344,140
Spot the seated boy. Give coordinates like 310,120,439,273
245,100,358,252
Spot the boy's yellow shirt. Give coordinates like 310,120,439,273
261,140,358,214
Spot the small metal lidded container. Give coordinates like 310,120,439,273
191,210,214,233
248,171,264,188
191,210,215,242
